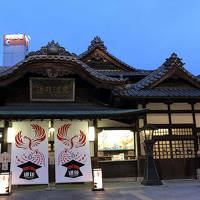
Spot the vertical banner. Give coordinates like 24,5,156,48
11,121,48,185
55,120,92,183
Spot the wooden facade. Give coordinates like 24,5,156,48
0,37,200,181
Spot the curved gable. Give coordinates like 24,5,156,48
126,53,200,91
0,41,125,89
79,36,137,72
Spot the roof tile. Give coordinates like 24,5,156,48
114,88,200,97
126,53,199,91
79,36,136,71
0,55,125,85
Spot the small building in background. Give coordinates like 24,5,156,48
3,34,28,67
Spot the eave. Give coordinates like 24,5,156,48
0,55,125,89
0,105,147,120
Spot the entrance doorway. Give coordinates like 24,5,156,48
48,120,55,183
48,141,55,183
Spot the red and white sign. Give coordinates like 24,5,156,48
93,168,103,190
11,121,48,185
3,34,28,50
54,120,92,183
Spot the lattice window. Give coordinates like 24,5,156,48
153,129,169,136
183,140,195,158
172,141,184,158
172,140,195,158
198,138,200,150
153,142,159,159
197,132,200,137
153,140,171,159
172,128,193,135
197,132,200,150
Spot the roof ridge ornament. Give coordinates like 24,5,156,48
88,36,107,51
164,52,184,67
26,40,74,57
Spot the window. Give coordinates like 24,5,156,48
171,140,195,158
172,128,193,136
98,130,135,161
153,140,171,159
153,129,169,136
98,130,134,150
152,127,195,159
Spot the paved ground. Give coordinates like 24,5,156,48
1,179,200,200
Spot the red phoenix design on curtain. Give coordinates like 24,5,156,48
57,124,87,178
15,124,46,170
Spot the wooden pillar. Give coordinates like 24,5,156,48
93,119,99,168
167,103,172,126
3,120,9,153
136,102,146,179
167,102,173,159
191,102,198,178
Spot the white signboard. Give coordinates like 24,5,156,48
0,173,11,194
93,168,103,190
11,121,49,185
54,120,92,183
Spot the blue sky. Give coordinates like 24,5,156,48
1,0,200,75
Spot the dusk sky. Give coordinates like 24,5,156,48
1,0,200,75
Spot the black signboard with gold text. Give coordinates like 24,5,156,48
30,78,75,101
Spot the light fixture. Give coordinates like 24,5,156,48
7,122,14,143
140,124,157,141
49,127,55,132
89,126,95,141
139,124,162,186
48,120,55,140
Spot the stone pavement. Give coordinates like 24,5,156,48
1,179,200,200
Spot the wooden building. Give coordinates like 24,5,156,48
0,36,200,181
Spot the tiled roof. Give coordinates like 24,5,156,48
113,88,200,98
98,70,153,77
79,36,136,71
0,67,154,77
0,54,125,85
126,53,200,90
0,104,147,119
0,66,10,73
0,40,127,85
